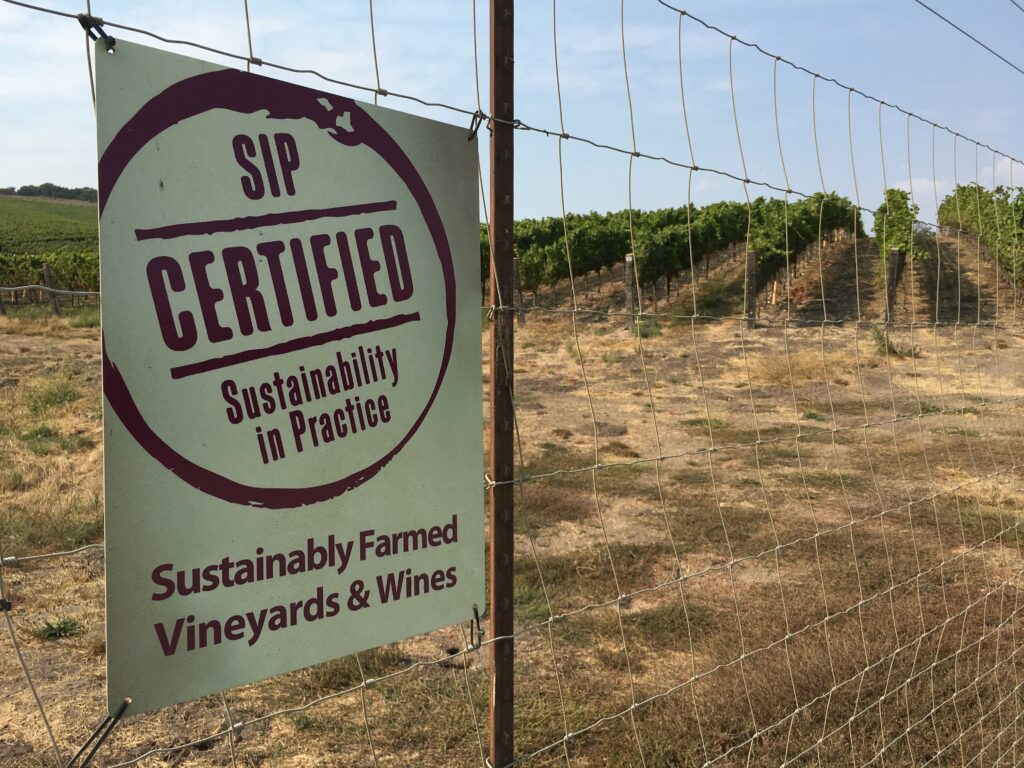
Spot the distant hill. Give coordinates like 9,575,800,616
0,183,97,203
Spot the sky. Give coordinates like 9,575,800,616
2,0,1024,227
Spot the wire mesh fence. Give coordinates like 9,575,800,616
2,1,1024,766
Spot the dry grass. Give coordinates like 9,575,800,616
3,260,1024,767
747,346,849,386
0,302,101,337
0,326,102,559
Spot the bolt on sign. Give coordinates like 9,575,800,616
96,40,482,716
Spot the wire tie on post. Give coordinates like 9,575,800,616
466,603,484,651
468,109,485,141
0,598,11,612
248,56,263,66
77,14,116,54
65,697,131,768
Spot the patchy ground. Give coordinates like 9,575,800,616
2,241,1024,767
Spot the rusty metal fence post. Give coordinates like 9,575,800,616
488,0,515,765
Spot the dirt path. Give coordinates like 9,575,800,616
757,239,881,323
934,234,1018,322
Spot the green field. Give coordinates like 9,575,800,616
0,196,99,291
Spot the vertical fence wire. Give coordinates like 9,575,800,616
242,0,254,71
0,554,64,767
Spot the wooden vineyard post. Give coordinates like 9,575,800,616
625,253,636,319
886,247,900,324
744,248,757,328
42,263,61,317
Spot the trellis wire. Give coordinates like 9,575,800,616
0,285,100,297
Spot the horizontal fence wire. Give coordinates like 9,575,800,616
2,0,1024,766
0,285,100,296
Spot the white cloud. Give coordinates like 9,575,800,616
893,176,951,202
982,155,1024,189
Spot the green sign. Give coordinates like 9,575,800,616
98,40,482,716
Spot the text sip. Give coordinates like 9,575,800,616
232,132,300,199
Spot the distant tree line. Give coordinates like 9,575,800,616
0,183,98,202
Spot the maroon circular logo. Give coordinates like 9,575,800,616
100,69,457,509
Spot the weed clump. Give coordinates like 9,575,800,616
24,375,80,415
563,337,584,364
0,469,24,492
16,424,92,456
31,618,85,640
636,320,661,338
682,417,729,431
873,326,919,358
68,309,100,329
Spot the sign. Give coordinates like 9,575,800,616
97,41,482,715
